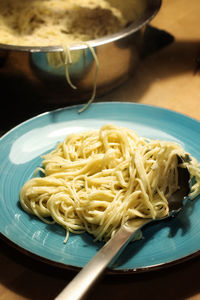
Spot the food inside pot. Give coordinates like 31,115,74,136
0,0,146,47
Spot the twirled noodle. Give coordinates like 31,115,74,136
20,124,200,242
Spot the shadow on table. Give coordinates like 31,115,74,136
101,38,200,102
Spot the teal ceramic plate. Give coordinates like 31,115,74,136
0,102,200,273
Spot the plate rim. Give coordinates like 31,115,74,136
1,102,200,142
1,231,200,274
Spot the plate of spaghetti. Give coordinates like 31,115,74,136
0,102,200,273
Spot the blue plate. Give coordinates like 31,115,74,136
0,102,200,273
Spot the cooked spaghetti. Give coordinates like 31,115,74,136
0,0,145,46
20,124,200,242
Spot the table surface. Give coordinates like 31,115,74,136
1,0,200,299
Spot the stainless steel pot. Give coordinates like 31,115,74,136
0,0,161,105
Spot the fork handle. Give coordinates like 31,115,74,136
55,218,149,300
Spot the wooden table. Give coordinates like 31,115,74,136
1,0,200,299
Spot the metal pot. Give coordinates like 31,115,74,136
0,0,161,105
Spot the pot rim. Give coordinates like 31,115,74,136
0,0,161,53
